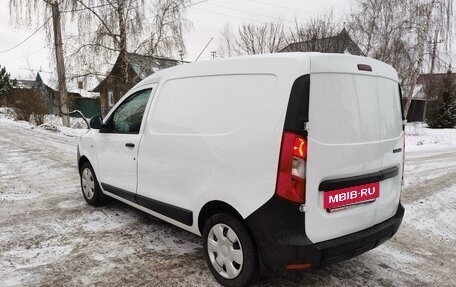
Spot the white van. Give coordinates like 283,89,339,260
77,53,405,287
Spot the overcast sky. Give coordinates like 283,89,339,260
0,0,454,83
0,0,353,80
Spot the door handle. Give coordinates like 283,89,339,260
125,143,135,147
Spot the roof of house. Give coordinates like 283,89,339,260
12,79,36,89
37,72,98,98
11,73,56,92
92,52,183,92
279,28,363,56
10,72,97,99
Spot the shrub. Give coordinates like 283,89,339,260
9,89,48,125
426,71,456,129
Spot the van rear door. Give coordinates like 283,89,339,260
305,54,403,243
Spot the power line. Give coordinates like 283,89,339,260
60,3,113,13
247,0,317,16
190,7,271,24
185,0,211,9
0,17,51,54
205,2,290,23
1,46,48,64
62,0,210,14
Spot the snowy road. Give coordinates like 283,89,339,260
0,120,455,287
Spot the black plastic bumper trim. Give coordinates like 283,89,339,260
101,182,136,202
319,166,399,191
100,182,193,226
246,193,404,272
136,194,193,226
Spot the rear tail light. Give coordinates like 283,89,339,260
276,132,307,203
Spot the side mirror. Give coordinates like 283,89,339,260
89,116,103,129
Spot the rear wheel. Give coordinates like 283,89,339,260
80,162,104,206
203,213,257,287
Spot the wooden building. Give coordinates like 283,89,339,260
279,28,363,55
92,52,182,115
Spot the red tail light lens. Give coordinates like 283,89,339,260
276,132,307,203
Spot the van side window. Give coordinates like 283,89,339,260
107,89,152,134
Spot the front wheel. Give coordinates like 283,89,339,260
203,213,258,287
80,162,104,206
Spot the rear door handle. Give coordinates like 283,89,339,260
125,143,135,147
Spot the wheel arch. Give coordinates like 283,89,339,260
78,155,90,174
198,200,245,236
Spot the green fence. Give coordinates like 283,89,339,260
72,97,101,118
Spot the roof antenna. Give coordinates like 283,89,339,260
195,37,213,62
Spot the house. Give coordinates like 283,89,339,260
279,28,363,55
38,72,102,118
8,73,60,115
7,73,101,118
92,52,182,115
405,73,456,122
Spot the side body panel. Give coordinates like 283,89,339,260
136,57,312,235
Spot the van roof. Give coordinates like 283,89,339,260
135,53,398,89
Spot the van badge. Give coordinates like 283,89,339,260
393,148,402,154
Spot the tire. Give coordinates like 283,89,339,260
79,161,104,206
203,213,258,287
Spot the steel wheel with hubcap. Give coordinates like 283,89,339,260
203,213,257,287
80,162,104,206
81,168,95,200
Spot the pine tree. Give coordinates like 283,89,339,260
0,65,11,99
426,71,456,128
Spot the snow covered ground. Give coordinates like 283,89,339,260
405,122,456,152
0,115,455,286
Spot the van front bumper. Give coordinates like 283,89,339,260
246,196,404,271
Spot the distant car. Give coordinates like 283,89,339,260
77,53,405,287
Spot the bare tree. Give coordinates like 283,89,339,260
67,0,190,85
218,14,345,57
348,0,415,86
403,0,453,118
9,0,73,126
218,24,235,58
218,20,286,56
349,0,454,118
286,13,341,52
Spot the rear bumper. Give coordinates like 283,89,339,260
246,196,404,271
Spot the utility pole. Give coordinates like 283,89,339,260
422,29,443,121
404,0,437,119
51,1,70,127
210,51,216,59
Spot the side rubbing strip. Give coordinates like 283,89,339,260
319,166,399,191
136,194,193,226
101,182,193,226
101,183,136,202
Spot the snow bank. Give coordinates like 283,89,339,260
0,107,88,138
405,122,456,152
2,107,456,150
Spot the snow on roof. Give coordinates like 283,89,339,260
12,80,35,89
38,72,99,98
